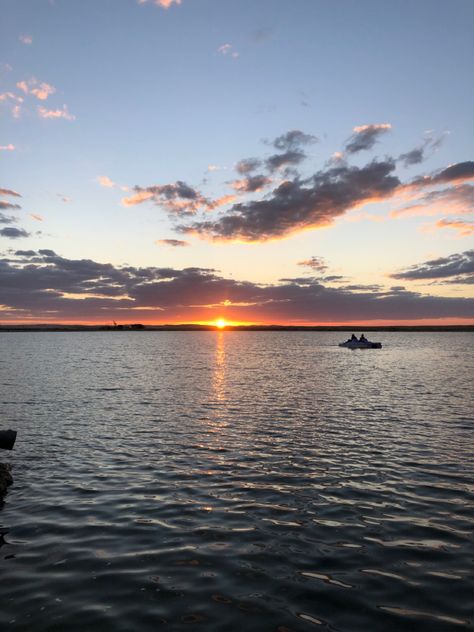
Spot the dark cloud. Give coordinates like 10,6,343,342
122,181,213,216
156,239,190,247
0,201,21,211
391,250,474,281
297,256,328,272
235,158,262,174
0,213,16,224
345,124,391,154
0,251,471,322
231,175,272,193
265,149,307,172
399,147,425,167
431,161,474,185
272,130,318,151
181,159,400,242
0,227,30,239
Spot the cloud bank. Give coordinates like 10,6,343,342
0,250,472,323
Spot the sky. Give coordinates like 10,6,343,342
1,0,473,325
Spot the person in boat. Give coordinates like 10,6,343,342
345,334,358,343
359,334,368,342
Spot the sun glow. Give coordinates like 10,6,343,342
215,318,227,329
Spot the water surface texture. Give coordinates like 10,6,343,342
1,332,473,631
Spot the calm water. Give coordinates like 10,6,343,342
0,332,473,631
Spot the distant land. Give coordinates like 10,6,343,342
0,324,473,332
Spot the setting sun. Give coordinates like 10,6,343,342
215,319,227,329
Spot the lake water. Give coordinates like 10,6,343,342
0,331,473,631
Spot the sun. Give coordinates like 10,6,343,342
215,318,227,329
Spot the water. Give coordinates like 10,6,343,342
0,331,473,631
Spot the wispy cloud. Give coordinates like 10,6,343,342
0,144,15,151
156,239,190,247
19,35,33,45
30,214,44,222
430,218,474,237
344,123,392,154
391,250,474,281
138,0,182,7
217,44,239,59
297,256,328,273
38,104,75,120
97,175,116,188
17,78,56,101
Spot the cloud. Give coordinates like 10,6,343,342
0,250,472,322
432,218,474,237
391,250,474,281
0,188,22,198
0,213,16,224
391,184,474,218
231,175,272,193
17,78,55,101
265,150,307,173
217,44,239,59
30,214,44,222
235,158,262,175
345,123,392,154
297,256,328,273
19,35,33,45
0,227,29,239
97,175,115,188
272,130,318,151
0,92,23,118
398,147,425,167
0,144,15,151
156,239,190,247
38,104,75,120
122,181,217,216
0,201,22,211
181,159,400,242
138,0,182,7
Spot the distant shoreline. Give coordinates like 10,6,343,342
0,324,473,332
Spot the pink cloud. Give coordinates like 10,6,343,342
97,175,115,188
391,184,474,218
17,78,56,101
433,218,474,237
38,104,75,121
30,214,44,222
0,144,15,151
122,190,154,206
138,0,182,8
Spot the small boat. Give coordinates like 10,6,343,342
339,339,382,349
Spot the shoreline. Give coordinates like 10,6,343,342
0,325,473,332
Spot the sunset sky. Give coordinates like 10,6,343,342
1,0,473,324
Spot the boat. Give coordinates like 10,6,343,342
339,339,382,349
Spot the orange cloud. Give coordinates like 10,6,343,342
30,214,44,222
433,218,474,237
38,104,75,120
17,78,56,100
98,175,115,188
122,190,154,206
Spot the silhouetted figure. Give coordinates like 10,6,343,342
359,334,367,342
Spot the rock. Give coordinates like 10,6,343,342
0,463,13,499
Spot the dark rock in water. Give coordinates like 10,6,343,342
0,463,13,499
0,429,17,450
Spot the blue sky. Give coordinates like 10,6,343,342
1,0,473,323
